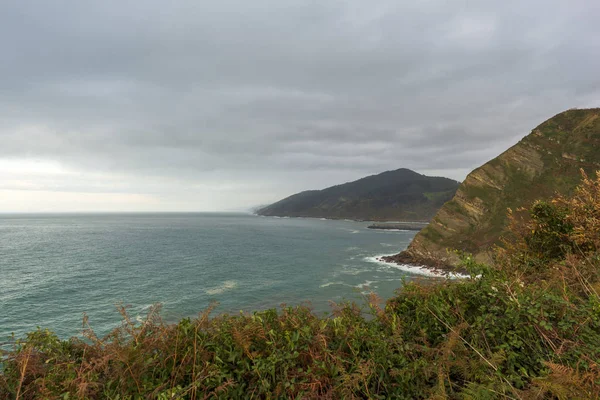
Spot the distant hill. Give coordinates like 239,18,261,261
256,169,460,221
384,108,600,268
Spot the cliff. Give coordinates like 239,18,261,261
384,108,600,268
257,168,459,221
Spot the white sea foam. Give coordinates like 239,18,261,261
364,255,470,279
355,280,377,288
355,280,379,294
206,280,239,295
319,281,348,288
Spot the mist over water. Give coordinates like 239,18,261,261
0,213,428,341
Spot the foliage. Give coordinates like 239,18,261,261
2,172,600,399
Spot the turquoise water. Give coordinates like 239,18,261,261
0,213,425,342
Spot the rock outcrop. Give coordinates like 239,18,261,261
384,108,600,269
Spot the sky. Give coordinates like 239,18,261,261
1,0,599,212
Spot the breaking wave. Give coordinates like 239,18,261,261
206,280,239,295
364,256,470,279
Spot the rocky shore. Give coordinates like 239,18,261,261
380,251,455,272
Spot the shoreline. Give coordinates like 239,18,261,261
253,213,430,225
367,254,470,279
254,213,467,278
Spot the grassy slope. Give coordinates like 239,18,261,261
406,108,600,265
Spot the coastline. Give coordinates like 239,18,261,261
368,254,470,279
253,212,430,225
381,250,449,269
254,213,467,278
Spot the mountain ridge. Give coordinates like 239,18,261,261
256,168,460,221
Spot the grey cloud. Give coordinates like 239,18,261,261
1,0,599,210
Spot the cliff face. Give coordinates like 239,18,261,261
257,168,459,221
384,108,600,268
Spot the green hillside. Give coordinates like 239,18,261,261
257,168,459,221
385,108,600,268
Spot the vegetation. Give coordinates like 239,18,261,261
397,108,600,267
2,171,600,399
257,168,459,221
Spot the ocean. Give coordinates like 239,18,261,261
0,213,437,342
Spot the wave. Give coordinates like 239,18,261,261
364,256,470,279
355,280,377,288
206,280,239,295
355,280,379,294
339,266,371,276
319,281,349,288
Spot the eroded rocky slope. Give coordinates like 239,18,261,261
384,108,600,269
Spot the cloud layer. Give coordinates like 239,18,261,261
1,0,599,211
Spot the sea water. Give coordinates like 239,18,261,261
0,213,433,342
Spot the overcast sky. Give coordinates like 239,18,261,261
1,0,599,212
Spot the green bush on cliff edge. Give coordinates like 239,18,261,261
2,172,600,399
